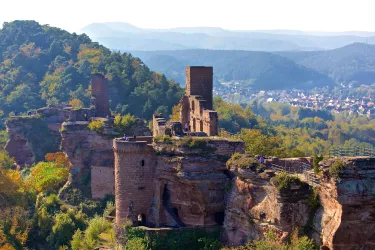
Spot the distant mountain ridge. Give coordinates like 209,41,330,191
275,43,375,84
80,22,375,51
130,49,333,89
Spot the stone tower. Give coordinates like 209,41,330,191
91,74,110,118
113,139,156,226
185,66,213,110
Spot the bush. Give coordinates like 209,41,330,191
114,114,137,133
329,160,346,178
180,138,216,153
313,154,323,174
27,162,69,193
154,134,172,143
0,151,15,170
88,120,105,133
71,216,113,250
271,172,302,190
226,154,259,170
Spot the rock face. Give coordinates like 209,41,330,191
61,121,115,196
5,107,67,166
223,161,312,246
149,155,230,227
315,157,375,250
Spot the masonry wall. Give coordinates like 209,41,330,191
186,66,213,110
114,139,156,226
91,166,115,199
91,74,110,118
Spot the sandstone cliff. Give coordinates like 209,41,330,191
223,155,312,246
315,157,375,250
5,109,64,166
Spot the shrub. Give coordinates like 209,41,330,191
226,154,259,169
27,162,69,193
71,216,113,250
271,172,302,190
114,114,137,133
313,154,323,174
329,160,346,178
0,151,15,170
88,120,104,133
308,187,320,210
180,137,216,153
154,134,172,143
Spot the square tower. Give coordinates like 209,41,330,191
186,66,213,110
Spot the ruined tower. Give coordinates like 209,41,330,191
180,66,218,136
113,139,156,226
186,66,213,109
91,74,110,118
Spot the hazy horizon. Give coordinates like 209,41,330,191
0,0,373,33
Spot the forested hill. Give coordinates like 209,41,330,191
131,49,333,89
0,21,183,127
275,43,375,85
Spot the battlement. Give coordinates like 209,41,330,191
113,138,154,154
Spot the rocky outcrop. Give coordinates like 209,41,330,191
315,157,375,250
149,154,230,227
223,160,312,246
5,108,65,166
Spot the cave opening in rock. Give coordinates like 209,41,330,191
215,211,225,225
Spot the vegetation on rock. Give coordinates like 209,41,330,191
271,172,303,191
329,160,346,178
88,120,105,133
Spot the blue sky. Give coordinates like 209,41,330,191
0,0,373,32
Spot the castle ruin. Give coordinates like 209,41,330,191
153,66,218,137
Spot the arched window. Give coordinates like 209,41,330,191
141,160,145,166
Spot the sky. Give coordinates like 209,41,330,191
0,0,374,32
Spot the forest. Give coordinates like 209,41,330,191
0,20,183,129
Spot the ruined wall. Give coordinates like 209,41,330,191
153,138,244,158
91,74,110,118
315,157,375,250
203,110,218,136
114,139,156,226
91,166,115,199
186,66,213,110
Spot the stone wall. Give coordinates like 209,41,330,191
185,66,213,110
114,139,157,226
91,74,110,118
153,137,244,158
91,166,115,199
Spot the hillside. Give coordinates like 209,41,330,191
0,21,183,127
131,50,333,89
275,43,375,84
81,22,375,51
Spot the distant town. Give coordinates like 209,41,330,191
215,83,375,119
